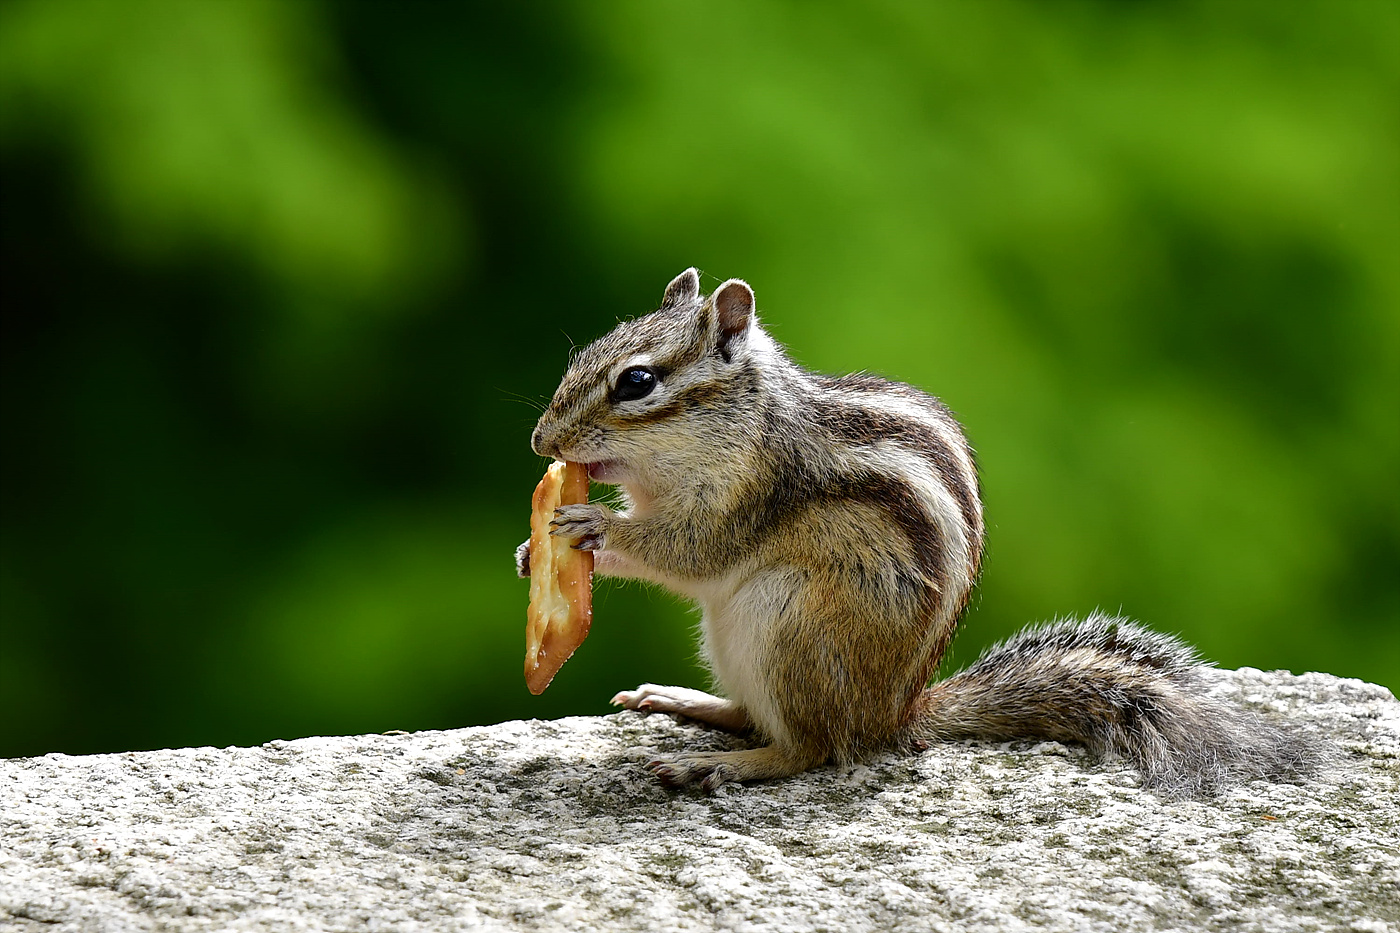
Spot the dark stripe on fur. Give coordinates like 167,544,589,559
832,469,948,602
809,391,982,556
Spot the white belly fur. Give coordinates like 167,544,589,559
694,568,799,748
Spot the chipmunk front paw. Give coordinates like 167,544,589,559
550,503,612,551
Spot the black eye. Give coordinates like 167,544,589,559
611,366,657,402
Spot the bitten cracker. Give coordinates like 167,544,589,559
525,460,594,694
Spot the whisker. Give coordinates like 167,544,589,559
497,388,548,413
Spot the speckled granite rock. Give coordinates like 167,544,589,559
1,669,1397,933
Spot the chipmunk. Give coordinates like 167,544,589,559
519,268,1322,797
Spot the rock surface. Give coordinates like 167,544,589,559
1,669,1397,933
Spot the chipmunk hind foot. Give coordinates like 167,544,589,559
647,744,824,792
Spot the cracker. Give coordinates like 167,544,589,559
524,460,594,694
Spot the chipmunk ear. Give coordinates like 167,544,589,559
711,278,754,362
661,267,700,310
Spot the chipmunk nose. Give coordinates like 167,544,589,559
531,424,559,459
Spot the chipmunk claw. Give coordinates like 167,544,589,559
646,757,691,788
645,754,737,791
550,503,610,551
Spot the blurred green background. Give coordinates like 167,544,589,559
1,0,1396,759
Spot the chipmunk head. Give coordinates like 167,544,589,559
532,268,765,485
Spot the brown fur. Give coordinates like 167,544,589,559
531,269,1324,797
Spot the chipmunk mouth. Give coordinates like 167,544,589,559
586,460,626,484
554,446,628,484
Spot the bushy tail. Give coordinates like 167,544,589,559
907,613,1326,798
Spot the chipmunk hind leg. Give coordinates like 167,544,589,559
614,684,822,789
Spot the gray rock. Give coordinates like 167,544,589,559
1,668,1396,933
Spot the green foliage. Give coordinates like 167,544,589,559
1,0,1395,758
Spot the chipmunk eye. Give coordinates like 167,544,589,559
611,366,657,402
